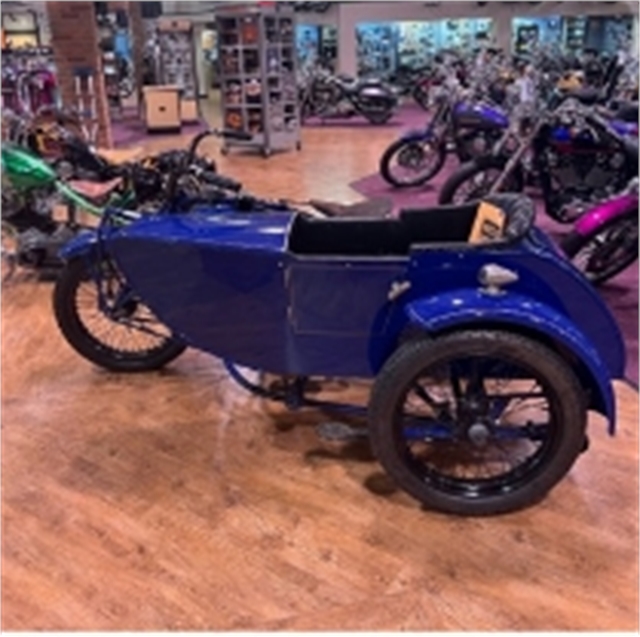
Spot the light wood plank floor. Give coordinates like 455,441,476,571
2,100,638,631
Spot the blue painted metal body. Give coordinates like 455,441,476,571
400,100,509,143
453,101,509,129
61,207,625,431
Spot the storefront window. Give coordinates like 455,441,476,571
513,15,634,57
296,24,337,71
356,19,493,76
512,16,562,56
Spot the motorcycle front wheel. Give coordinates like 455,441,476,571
359,98,395,125
438,157,524,205
562,212,639,286
379,137,447,188
53,257,186,372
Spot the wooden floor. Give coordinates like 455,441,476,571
2,100,638,631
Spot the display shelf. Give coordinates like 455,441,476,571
216,6,301,157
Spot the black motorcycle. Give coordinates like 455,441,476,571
299,69,398,125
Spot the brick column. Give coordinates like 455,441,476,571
46,1,112,148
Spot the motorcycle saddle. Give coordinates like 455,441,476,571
308,197,393,219
67,177,123,201
97,147,144,166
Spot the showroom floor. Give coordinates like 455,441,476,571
2,100,638,631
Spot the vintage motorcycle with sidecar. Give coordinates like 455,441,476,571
53,186,626,516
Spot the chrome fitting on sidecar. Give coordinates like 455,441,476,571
478,264,519,296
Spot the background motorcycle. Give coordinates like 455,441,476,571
562,177,638,286
1,130,220,280
299,67,398,125
379,78,509,188
438,94,638,223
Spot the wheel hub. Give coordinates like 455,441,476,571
468,422,491,447
399,145,425,168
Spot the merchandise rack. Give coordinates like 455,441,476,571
216,5,301,157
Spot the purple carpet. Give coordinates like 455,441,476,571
350,164,639,385
302,101,429,129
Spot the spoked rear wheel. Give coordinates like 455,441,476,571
53,257,186,372
562,213,639,286
368,331,587,515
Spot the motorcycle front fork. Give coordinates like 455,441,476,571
489,131,536,194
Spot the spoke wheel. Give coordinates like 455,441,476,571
368,331,587,515
379,137,446,188
438,159,524,206
563,214,639,286
53,257,186,372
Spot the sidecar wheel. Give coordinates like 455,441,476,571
368,331,587,516
53,258,187,373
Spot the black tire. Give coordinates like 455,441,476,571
379,137,447,188
562,213,639,286
363,107,394,125
368,331,587,516
53,257,186,372
438,157,524,205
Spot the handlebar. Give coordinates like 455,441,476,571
165,128,252,202
198,169,242,193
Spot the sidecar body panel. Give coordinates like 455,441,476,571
108,212,407,374
108,212,295,371
104,196,625,425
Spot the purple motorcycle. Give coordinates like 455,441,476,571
562,177,638,285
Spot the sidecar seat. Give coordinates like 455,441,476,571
399,194,535,245
288,195,535,257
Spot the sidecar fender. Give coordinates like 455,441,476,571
58,230,99,261
405,290,617,433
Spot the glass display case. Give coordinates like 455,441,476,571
356,19,493,76
356,22,398,76
296,24,320,69
296,24,338,71
512,16,563,56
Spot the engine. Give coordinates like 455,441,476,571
541,128,630,221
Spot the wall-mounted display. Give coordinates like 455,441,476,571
356,22,397,76
512,16,562,56
296,24,337,71
356,19,493,76
512,15,635,57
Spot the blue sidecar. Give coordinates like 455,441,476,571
55,194,626,516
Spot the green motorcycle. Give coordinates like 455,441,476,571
1,144,126,282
